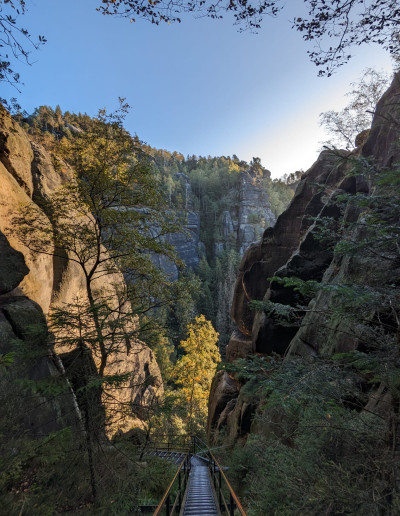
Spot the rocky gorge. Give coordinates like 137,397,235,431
152,167,277,280
208,71,400,453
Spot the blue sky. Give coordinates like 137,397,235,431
3,0,394,177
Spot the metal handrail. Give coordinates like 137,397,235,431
153,435,247,516
144,434,193,452
193,436,247,516
208,451,247,516
152,453,191,516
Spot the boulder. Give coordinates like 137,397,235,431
207,370,239,441
225,329,254,363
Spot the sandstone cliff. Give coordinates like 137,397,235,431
214,169,276,257
151,173,203,280
0,106,163,436
208,72,400,444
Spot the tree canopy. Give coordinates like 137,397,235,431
293,1,400,76
320,68,390,149
0,0,46,109
173,315,220,433
99,0,400,74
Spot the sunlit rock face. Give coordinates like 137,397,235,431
0,106,163,435
237,170,276,255
150,174,203,280
212,170,276,257
208,72,400,445
150,168,276,279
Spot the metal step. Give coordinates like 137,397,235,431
182,456,218,516
143,449,186,464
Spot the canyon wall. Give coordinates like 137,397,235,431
208,72,400,443
0,106,162,436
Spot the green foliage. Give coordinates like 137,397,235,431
268,275,320,297
224,355,396,515
247,212,262,224
320,68,390,149
249,299,298,324
261,177,295,217
0,352,14,369
172,315,220,434
0,337,177,514
223,154,400,514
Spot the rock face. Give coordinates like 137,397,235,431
0,230,78,437
0,105,163,436
0,232,28,294
163,209,202,279
237,170,276,254
213,170,276,257
151,167,276,278
0,108,34,195
208,72,400,445
151,174,203,279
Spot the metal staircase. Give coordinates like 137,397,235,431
181,455,218,516
153,436,247,516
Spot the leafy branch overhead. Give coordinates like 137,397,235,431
99,0,400,73
0,0,46,108
98,0,280,30
1,0,399,107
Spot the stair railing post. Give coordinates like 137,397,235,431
166,493,170,516
213,460,217,490
178,470,182,510
219,469,222,509
230,492,234,516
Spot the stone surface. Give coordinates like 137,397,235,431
237,170,275,254
0,231,29,294
0,107,164,436
225,329,254,363
0,295,47,344
213,170,276,256
208,70,400,444
0,105,34,196
230,148,350,341
207,370,239,440
0,295,79,436
0,161,54,312
168,210,201,270
31,140,73,201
